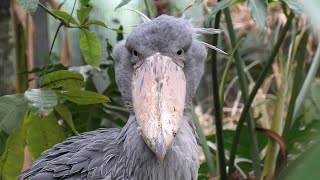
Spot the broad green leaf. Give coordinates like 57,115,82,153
25,112,65,159
80,0,91,6
0,122,24,180
287,120,320,162
277,140,320,180
57,90,110,105
304,80,320,123
293,44,320,120
77,5,92,24
24,89,58,114
0,132,8,156
41,70,84,90
248,0,267,32
207,129,268,160
80,29,101,69
207,129,267,176
55,104,79,135
115,0,132,10
51,10,79,25
16,0,39,14
208,0,233,18
0,94,26,133
85,20,108,28
282,0,302,14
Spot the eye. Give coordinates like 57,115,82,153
133,50,139,57
177,49,183,55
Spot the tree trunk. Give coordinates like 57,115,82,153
0,0,14,95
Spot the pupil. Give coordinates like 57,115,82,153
177,50,182,55
133,50,138,56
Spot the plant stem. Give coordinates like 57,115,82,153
210,4,227,179
224,8,261,177
39,0,78,82
219,39,243,107
144,0,152,19
38,2,80,28
191,105,217,177
228,11,295,174
283,29,309,138
68,0,77,24
262,46,291,179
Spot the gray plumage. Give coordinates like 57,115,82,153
20,14,210,180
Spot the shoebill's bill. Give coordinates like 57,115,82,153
20,14,225,180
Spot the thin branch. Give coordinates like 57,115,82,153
39,0,78,83
38,2,80,28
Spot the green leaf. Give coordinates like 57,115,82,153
208,0,233,18
277,140,320,180
207,129,268,160
0,94,26,134
304,80,320,123
55,104,79,135
77,5,92,24
79,29,102,69
287,120,320,162
282,0,302,14
0,132,8,156
248,0,267,32
16,0,39,14
51,10,79,25
293,43,320,120
85,20,108,28
57,90,110,105
41,70,84,90
0,122,25,180
80,0,91,6
25,112,65,159
115,0,132,10
116,25,124,41
24,89,58,114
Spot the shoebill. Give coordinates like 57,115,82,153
20,14,225,180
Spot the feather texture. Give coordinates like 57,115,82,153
20,115,198,180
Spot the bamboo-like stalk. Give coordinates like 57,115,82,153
223,8,261,177
210,2,227,179
191,105,217,177
227,11,295,175
283,29,309,138
262,27,295,178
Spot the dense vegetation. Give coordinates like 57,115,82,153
0,0,319,179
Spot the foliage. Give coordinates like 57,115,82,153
1,0,320,179
0,0,112,175
0,94,26,133
16,0,39,14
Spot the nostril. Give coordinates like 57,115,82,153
173,131,177,137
